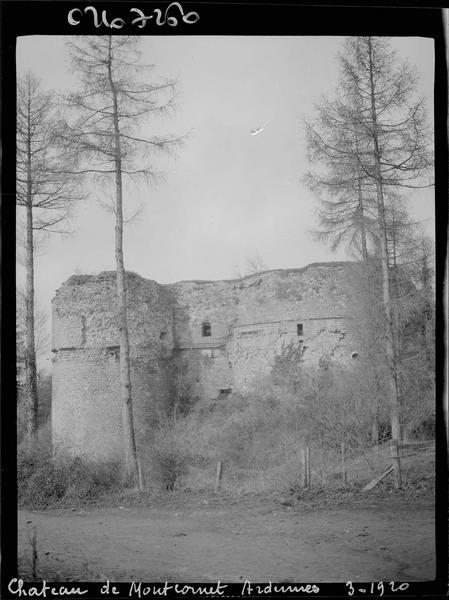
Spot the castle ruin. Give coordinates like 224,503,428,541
52,262,358,460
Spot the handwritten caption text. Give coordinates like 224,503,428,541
68,4,200,30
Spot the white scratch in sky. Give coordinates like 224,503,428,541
250,121,269,136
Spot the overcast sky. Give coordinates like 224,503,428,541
16,35,435,364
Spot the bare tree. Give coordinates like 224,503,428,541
16,289,50,363
245,254,267,275
61,36,181,481
16,73,81,441
305,97,378,261
347,36,432,444
17,291,52,443
234,254,268,278
306,37,433,446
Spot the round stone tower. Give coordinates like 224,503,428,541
51,271,175,460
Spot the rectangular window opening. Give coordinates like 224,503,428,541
297,323,304,336
202,321,211,337
106,345,120,360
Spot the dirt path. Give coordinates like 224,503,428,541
18,495,435,582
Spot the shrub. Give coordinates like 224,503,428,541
141,419,188,490
18,440,122,508
17,371,52,445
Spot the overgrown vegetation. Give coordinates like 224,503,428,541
17,371,52,446
18,340,434,506
18,439,122,509
142,365,433,495
144,273,434,494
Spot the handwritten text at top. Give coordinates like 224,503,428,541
68,4,200,30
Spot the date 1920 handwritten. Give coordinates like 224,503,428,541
68,4,200,30
346,581,410,596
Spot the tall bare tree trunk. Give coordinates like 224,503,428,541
354,135,369,263
25,202,39,441
390,211,402,367
357,182,369,262
107,38,139,480
367,37,401,443
24,91,39,441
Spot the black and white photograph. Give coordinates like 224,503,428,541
2,1,446,595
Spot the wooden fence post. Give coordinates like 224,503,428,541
390,440,402,488
301,447,307,488
137,458,144,491
320,450,325,486
341,441,347,484
306,446,311,487
215,461,223,493
27,525,38,579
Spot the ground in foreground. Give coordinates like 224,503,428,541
18,492,435,582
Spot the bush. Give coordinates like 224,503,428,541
141,419,188,490
17,371,53,445
18,440,122,508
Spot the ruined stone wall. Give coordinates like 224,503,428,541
227,264,353,390
52,348,123,459
52,262,358,460
52,272,174,459
167,279,238,401
167,263,355,394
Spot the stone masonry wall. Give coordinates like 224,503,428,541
167,263,355,394
52,262,358,460
52,272,174,459
52,348,123,459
